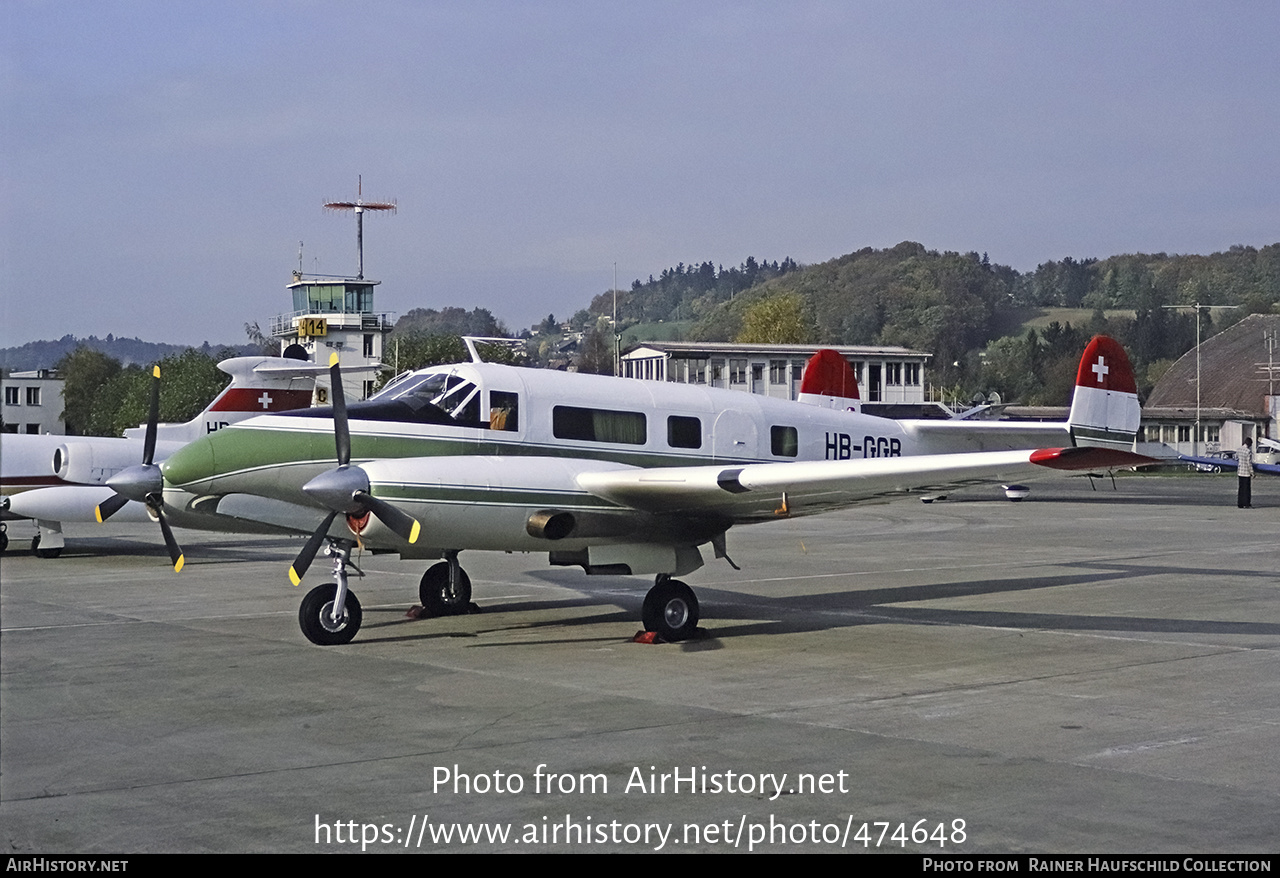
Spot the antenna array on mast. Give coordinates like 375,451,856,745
324,175,397,279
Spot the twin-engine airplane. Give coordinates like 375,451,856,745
0,355,320,557
157,335,1151,646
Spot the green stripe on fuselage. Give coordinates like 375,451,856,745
164,421,753,491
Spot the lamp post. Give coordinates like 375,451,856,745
1163,303,1237,458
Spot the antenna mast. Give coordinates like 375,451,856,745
324,175,397,278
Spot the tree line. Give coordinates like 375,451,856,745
55,347,235,437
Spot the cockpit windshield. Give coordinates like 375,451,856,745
283,369,483,427
371,371,481,424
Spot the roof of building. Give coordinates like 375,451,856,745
1146,313,1280,414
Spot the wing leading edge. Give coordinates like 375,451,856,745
577,446,1156,521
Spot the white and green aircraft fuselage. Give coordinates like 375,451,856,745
157,338,1145,645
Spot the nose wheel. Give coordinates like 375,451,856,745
297,541,362,645
299,583,363,646
642,576,700,641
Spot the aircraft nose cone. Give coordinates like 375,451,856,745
161,438,216,491
302,465,370,514
106,463,163,502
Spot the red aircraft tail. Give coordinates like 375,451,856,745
1067,336,1140,449
798,349,860,412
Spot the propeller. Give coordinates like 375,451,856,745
95,365,185,572
288,354,421,585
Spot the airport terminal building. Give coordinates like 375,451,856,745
620,341,929,405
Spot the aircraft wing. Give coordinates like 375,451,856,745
576,446,1154,522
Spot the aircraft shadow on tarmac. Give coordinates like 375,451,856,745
343,557,1280,649
1,534,302,564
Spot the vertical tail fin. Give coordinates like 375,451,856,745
798,349,861,412
125,356,319,443
1068,336,1140,449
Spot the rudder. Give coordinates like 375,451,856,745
1068,336,1140,449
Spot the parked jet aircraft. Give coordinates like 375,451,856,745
155,335,1149,646
0,355,321,557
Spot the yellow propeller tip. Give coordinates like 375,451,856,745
408,521,421,544
289,567,302,586
94,507,104,524
153,365,161,378
173,556,185,573
329,352,340,367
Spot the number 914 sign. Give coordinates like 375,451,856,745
299,318,328,337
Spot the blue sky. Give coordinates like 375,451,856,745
3,1,1278,347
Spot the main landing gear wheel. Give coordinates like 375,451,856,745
642,577,700,642
0,526,8,553
299,583,362,646
31,533,62,559
419,561,472,616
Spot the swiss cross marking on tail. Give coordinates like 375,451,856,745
1091,356,1109,384
258,392,273,409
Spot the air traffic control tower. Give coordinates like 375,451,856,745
269,181,396,403
269,273,393,403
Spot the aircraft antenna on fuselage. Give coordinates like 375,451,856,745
461,336,524,364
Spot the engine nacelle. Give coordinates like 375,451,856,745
53,442,143,485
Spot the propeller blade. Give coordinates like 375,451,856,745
328,353,350,467
358,492,421,544
142,365,161,466
95,493,130,523
155,507,185,573
289,511,339,586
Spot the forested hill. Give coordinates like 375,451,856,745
602,242,1279,403
581,257,801,326
0,334,256,372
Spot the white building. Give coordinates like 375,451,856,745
620,341,929,405
1,370,66,435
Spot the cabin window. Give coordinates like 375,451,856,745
667,415,701,449
553,406,647,445
489,391,519,431
771,425,798,457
